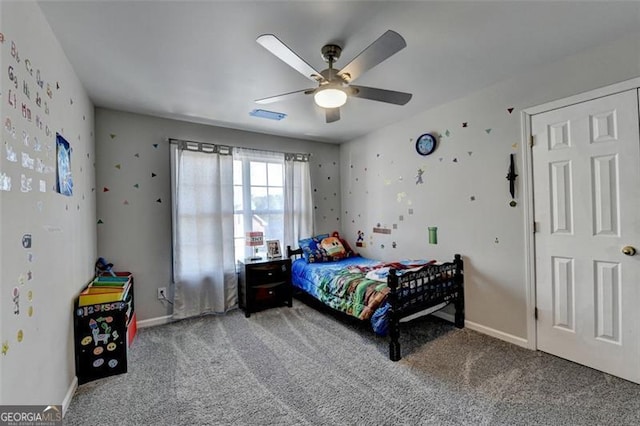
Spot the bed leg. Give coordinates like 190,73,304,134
454,254,465,329
388,268,401,361
389,318,401,361
454,301,464,329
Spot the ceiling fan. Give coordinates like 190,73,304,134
255,30,412,123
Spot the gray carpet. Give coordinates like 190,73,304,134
64,301,640,425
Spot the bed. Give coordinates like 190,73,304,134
287,234,464,361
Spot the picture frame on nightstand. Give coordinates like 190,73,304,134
266,240,282,259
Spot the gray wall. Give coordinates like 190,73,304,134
0,1,96,405
94,108,341,322
340,32,640,342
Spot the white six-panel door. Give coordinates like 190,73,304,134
532,89,640,383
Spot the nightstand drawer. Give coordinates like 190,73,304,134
252,282,288,304
247,262,289,284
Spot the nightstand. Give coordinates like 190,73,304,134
237,258,292,318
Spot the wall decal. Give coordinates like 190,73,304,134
0,32,4,43
152,143,159,148
13,287,20,314
156,198,162,203
392,242,397,249
416,168,424,184
134,153,140,158
485,128,492,134
21,152,35,169
109,134,116,139
11,41,20,63
21,234,33,248
355,230,364,246
392,224,398,229
4,142,17,162
133,184,139,189
428,226,438,245
0,173,11,191
462,122,468,128
114,164,121,169
396,192,406,203
495,237,499,244
20,174,32,192
453,158,458,163
445,129,450,137
123,200,129,205
1,341,8,356
408,208,414,215
103,187,109,192
468,151,473,156
97,219,104,224
507,107,514,114
17,330,23,343
399,215,403,221
470,196,476,201
373,227,391,235
151,172,157,177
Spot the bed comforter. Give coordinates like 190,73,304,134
291,256,433,335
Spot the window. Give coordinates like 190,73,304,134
233,150,284,261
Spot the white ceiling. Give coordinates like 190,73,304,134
38,1,640,144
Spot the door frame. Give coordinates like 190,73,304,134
521,76,640,350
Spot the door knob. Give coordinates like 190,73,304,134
621,246,637,256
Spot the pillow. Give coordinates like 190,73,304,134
298,233,329,263
331,231,356,258
319,236,346,259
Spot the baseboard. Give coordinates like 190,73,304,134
62,376,77,417
464,320,529,348
136,315,173,329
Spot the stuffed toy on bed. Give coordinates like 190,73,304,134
319,236,346,258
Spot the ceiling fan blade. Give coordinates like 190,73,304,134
349,85,412,105
337,30,407,83
325,108,340,123
255,88,314,104
257,34,323,82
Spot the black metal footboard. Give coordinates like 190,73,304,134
387,254,464,361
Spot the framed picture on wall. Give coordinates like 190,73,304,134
266,240,282,259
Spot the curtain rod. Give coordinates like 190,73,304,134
168,138,311,161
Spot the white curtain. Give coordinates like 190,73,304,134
284,154,314,251
170,142,237,319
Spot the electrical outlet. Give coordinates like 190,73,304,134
157,287,167,300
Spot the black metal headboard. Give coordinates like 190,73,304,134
287,245,303,259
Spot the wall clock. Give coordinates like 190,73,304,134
415,133,437,156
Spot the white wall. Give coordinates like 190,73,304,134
95,108,340,322
340,32,640,341
0,1,96,405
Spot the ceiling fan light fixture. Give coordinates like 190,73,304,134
314,87,347,109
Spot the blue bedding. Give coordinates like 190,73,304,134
291,256,433,335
